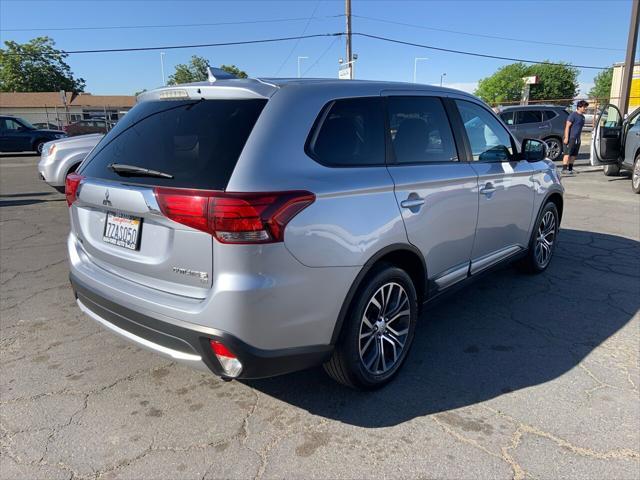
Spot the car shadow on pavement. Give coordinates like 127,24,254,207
0,198,65,207
246,228,640,428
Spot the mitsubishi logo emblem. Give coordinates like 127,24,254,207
103,189,112,207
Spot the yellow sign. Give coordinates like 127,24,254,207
631,65,640,107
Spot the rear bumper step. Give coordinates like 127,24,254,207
70,272,333,379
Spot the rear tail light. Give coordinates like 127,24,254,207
154,188,315,244
210,340,243,377
62,125,69,132
65,173,84,206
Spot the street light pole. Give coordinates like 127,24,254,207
440,72,447,87
620,0,639,115
297,56,309,78
345,0,353,79
413,57,428,83
160,52,166,85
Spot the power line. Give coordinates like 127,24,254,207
353,32,609,70
302,35,341,76
353,14,624,52
275,0,324,75
3,33,343,55
1,15,344,32
3,30,609,70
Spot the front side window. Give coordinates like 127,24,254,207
387,96,458,164
542,110,558,121
308,97,385,166
455,100,513,161
517,110,543,124
3,119,24,131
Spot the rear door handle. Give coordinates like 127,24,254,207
400,198,425,209
480,183,496,195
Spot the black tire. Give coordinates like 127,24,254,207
603,163,620,177
323,264,418,389
34,141,45,155
632,155,640,194
518,202,559,274
544,137,562,161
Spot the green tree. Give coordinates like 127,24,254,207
167,55,248,85
589,67,613,102
475,61,579,106
0,37,85,92
475,63,529,105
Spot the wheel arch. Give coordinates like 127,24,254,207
330,243,428,345
545,191,564,222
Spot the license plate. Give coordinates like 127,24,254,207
103,212,142,250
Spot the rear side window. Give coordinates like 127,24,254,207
307,97,385,166
517,110,543,124
387,96,458,164
80,99,267,190
500,111,515,125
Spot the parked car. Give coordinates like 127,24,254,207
590,104,640,193
32,122,60,130
498,105,570,161
64,119,114,136
38,133,103,193
0,116,66,154
67,75,563,389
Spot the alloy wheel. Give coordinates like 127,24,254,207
358,282,410,375
546,139,561,161
633,158,640,191
535,210,556,268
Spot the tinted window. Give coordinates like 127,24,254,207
387,97,457,164
456,100,513,161
500,111,515,125
80,99,267,189
542,110,558,121
309,97,385,166
517,110,543,124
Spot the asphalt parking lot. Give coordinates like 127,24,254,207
1,153,639,480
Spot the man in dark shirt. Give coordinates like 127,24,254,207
562,100,588,175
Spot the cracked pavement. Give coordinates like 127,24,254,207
1,154,639,479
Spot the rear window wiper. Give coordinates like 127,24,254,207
109,163,174,179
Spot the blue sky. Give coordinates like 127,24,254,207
0,0,635,96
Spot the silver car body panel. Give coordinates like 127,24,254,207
67,78,563,372
38,133,103,187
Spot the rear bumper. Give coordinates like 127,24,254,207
70,272,332,379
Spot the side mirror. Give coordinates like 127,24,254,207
521,138,547,161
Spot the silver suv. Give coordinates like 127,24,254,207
67,72,563,389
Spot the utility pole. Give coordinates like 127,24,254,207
620,0,639,115
160,52,166,85
345,0,353,79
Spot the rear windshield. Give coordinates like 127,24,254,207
79,99,267,190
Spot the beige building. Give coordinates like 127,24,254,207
0,92,136,128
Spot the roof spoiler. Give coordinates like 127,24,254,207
207,67,237,83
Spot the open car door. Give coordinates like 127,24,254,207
590,104,623,166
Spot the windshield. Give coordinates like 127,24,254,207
17,118,36,129
79,98,267,190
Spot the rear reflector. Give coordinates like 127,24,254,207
154,188,314,244
210,340,243,377
65,173,84,207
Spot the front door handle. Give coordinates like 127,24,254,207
480,183,497,195
401,198,425,209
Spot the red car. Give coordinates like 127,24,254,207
63,119,114,136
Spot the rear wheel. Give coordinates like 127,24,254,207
324,264,418,389
544,137,562,161
518,202,559,274
603,163,620,176
632,155,640,194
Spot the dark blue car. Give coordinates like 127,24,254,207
0,116,67,154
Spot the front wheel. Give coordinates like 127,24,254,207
632,155,640,194
35,141,45,155
324,265,418,389
518,202,559,274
